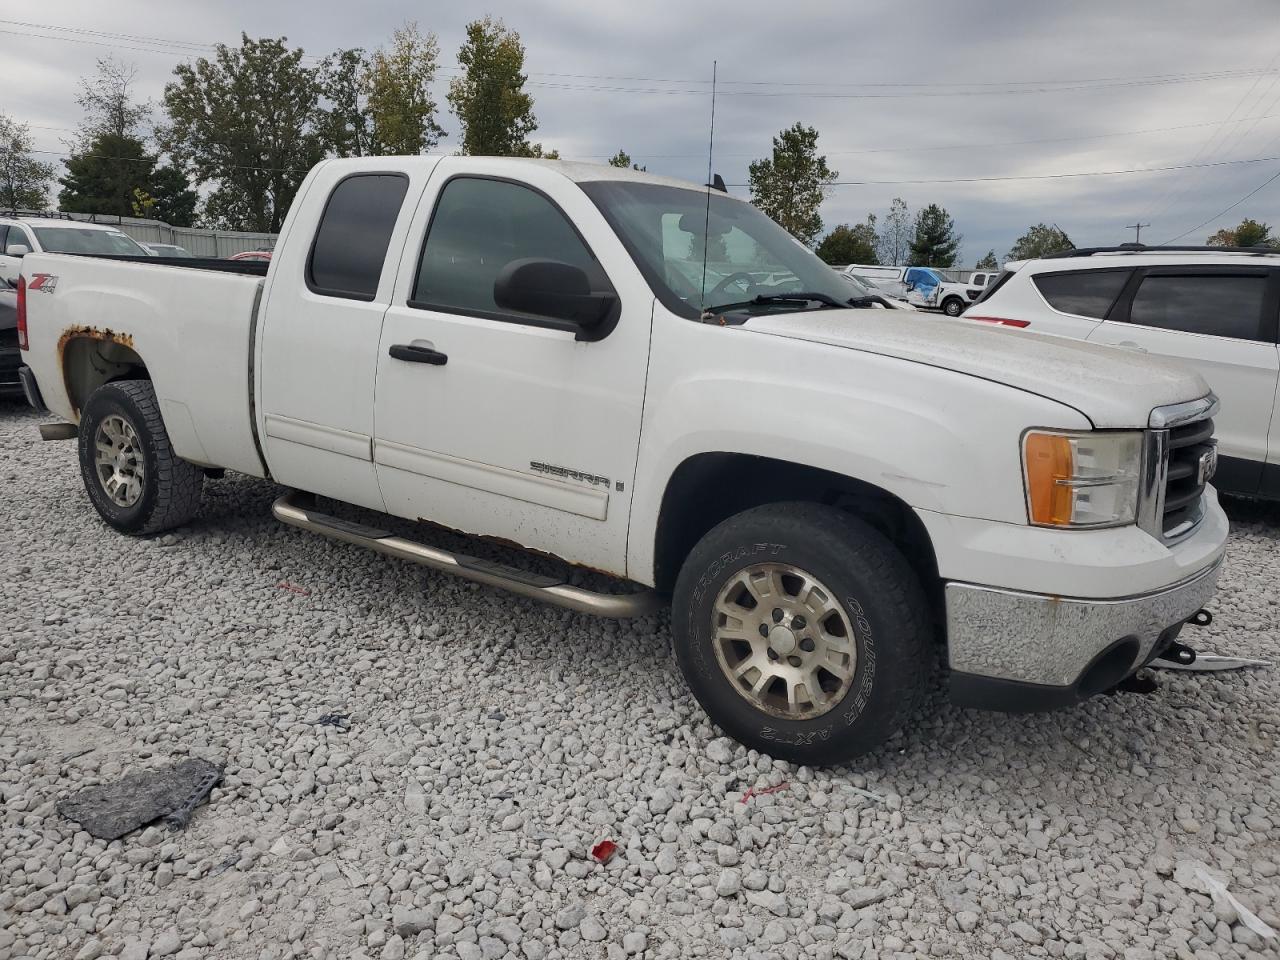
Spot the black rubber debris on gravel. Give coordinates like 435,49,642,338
57,758,223,840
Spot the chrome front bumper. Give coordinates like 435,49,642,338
946,555,1223,692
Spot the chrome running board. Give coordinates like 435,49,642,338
271,490,663,618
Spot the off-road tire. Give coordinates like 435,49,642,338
77,379,203,535
942,296,965,317
672,502,933,765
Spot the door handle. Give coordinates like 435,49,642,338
389,343,448,365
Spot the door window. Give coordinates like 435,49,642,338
412,177,604,321
1125,273,1269,341
307,173,410,301
1031,269,1132,319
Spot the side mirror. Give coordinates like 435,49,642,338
493,258,619,338
5,243,30,258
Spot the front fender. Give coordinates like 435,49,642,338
626,320,1090,583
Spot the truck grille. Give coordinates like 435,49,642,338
1162,418,1214,537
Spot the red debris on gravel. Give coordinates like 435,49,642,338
590,839,618,863
276,582,311,596
740,782,789,804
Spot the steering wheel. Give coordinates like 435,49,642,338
707,271,759,301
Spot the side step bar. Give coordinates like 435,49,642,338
271,491,663,618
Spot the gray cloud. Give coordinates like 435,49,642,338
4,0,1280,262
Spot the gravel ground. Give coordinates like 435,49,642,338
2,396,1278,960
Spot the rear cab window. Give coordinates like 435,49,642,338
1031,269,1132,319
307,173,410,301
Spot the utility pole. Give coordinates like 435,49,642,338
1125,222,1150,244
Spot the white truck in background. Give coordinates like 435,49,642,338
16,157,1227,764
842,263,974,316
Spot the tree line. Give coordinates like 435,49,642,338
0,18,561,230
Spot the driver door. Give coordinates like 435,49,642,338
373,159,654,576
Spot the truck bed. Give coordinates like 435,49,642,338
21,252,268,477
95,254,271,277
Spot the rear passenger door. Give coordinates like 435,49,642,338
256,164,430,511
1087,266,1280,494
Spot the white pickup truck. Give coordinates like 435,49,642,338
16,157,1228,764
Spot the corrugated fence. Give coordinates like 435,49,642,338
11,210,276,258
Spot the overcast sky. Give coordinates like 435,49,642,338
5,0,1280,263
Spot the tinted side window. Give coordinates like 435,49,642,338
972,274,986,287
0,226,8,251
413,177,602,319
308,174,409,300
1126,273,1267,341
1031,269,1131,319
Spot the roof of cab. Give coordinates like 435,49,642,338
318,155,728,195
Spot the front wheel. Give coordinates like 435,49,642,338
942,297,965,317
77,379,204,535
672,503,933,765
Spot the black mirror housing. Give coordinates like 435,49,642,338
493,258,619,340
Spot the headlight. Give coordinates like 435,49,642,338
1022,430,1143,528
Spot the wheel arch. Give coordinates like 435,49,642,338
60,331,150,416
652,452,941,614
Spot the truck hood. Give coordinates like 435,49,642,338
743,311,1210,429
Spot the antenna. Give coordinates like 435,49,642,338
699,60,718,315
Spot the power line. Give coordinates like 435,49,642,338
1159,164,1280,243
582,113,1280,161
1138,47,1280,222
726,152,1280,187
6,20,1280,96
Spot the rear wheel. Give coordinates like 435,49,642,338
77,379,203,535
942,296,965,317
672,502,933,765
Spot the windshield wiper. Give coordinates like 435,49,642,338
751,292,851,309
707,291,852,315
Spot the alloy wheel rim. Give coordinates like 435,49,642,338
711,562,858,720
94,414,145,507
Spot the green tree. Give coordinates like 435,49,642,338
319,48,372,158
447,17,540,157
875,198,911,266
908,203,961,267
365,23,446,155
748,122,836,245
607,149,645,171
59,131,197,225
1007,223,1073,261
975,249,998,270
160,35,327,231
1206,218,1275,248
0,113,54,209
816,216,879,265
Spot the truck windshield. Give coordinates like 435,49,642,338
580,180,856,318
33,227,147,257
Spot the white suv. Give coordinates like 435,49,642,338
0,216,149,284
969,244,1280,500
